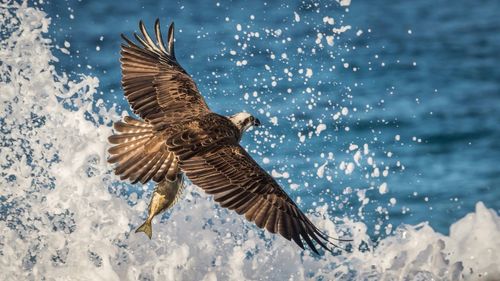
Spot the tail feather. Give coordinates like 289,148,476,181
130,153,163,184
120,153,156,179
165,160,179,181
124,115,150,126
108,132,153,144
135,220,153,239
108,116,175,184
115,151,145,175
113,121,152,133
107,136,150,155
138,153,168,184
108,138,150,164
152,153,174,182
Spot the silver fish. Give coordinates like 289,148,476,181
135,174,184,239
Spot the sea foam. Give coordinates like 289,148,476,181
0,2,499,280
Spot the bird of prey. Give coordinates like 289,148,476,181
108,20,345,254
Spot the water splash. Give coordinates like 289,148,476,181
0,2,499,280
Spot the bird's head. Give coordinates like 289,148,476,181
228,112,261,133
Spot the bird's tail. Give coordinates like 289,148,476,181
107,116,173,184
135,219,153,239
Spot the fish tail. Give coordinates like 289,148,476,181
135,219,153,239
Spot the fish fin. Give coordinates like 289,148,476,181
135,220,153,239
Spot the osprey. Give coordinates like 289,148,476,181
108,20,344,254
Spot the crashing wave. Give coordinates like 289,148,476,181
0,2,498,280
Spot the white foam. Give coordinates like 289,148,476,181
305,68,313,78
338,0,351,7
293,11,300,22
378,182,388,194
341,106,349,115
315,123,326,135
345,162,355,175
323,16,335,25
333,25,351,34
0,2,499,280
326,35,334,46
317,161,328,178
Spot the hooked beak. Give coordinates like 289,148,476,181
253,118,261,127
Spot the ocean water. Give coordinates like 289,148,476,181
1,0,499,280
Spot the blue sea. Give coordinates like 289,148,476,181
1,0,499,280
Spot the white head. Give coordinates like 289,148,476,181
228,112,261,133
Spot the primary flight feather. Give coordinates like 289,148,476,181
108,19,344,254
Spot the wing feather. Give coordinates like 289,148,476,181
112,20,346,254
264,207,278,233
120,20,210,125
154,19,168,54
254,201,272,228
179,144,337,254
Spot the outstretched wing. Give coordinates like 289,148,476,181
120,20,210,127
179,144,337,254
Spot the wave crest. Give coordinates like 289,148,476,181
0,2,498,280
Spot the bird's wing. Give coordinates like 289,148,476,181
179,144,336,254
120,20,210,127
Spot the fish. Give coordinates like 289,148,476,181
135,173,184,239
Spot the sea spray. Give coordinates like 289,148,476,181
0,1,499,280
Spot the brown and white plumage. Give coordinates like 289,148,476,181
108,20,346,254
120,20,210,129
